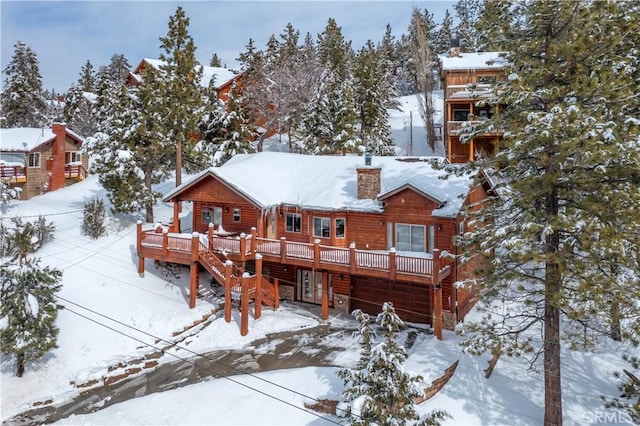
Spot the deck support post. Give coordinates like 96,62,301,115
136,221,145,277
208,223,214,250
280,237,287,263
273,278,280,309
349,243,357,274
224,261,233,323
189,233,200,309
389,248,397,280
321,274,329,321
313,239,321,269
250,227,257,255
255,254,263,319
172,201,180,233
433,249,443,340
162,229,169,257
239,233,247,262
240,275,249,336
434,284,443,340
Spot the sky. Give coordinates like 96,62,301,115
0,99,636,425
1,0,456,93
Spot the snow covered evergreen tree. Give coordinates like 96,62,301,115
0,258,63,377
434,9,454,55
95,54,131,88
158,6,206,184
1,217,55,265
452,1,640,424
63,84,96,138
338,303,449,425
81,198,107,239
604,354,640,424
300,18,358,155
0,41,49,128
209,53,223,67
77,60,96,93
197,80,255,166
354,40,396,156
453,0,482,53
87,66,173,223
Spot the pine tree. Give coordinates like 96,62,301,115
87,66,174,222
82,198,107,239
338,303,449,425
604,354,640,424
434,9,454,55
301,19,358,155
158,6,206,183
0,258,63,377
63,84,96,138
0,41,49,128
95,54,131,87
354,40,396,156
197,80,255,165
453,0,482,53
77,60,96,92
209,53,223,67
1,217,55,265
452,1,640,425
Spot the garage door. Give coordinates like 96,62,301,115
351,277,432,325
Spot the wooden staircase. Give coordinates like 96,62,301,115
197,241,279,335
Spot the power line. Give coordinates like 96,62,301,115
58,303,345,425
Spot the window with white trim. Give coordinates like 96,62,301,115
65,151,82,164
313,217,330,238
396,224,425,252
28,153,40,168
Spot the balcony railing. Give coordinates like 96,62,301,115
65,164,88,180
137,224,451,285
0,164,27,182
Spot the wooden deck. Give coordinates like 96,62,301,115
137,223,451,286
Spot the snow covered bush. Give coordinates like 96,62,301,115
0,258,63,377
337,303,449,425
81,198,107,239
0,216,55,264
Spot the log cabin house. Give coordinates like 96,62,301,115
439,44,507,164
0,123,88,200
136,152,491,338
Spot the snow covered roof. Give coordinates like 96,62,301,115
164,152,477,218
0,126,83,152
439,52,507,71
133,58,240,89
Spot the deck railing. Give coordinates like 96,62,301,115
65,164,88,179
137,224,450,285
0,165,26,181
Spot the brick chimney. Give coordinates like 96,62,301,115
49,123,67,191
449,38,461,58
356,156,381,200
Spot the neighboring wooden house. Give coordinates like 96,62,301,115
439,46,507,163
0,123,88,200
136,152,491,338
126,58,241,102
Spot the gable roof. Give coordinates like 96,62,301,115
164,152,477,218
130,58,240,89
439,51,507,71
0,126,84,152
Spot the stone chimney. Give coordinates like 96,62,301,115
449,38,461,58
49,123,67,191
356,156,381,200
